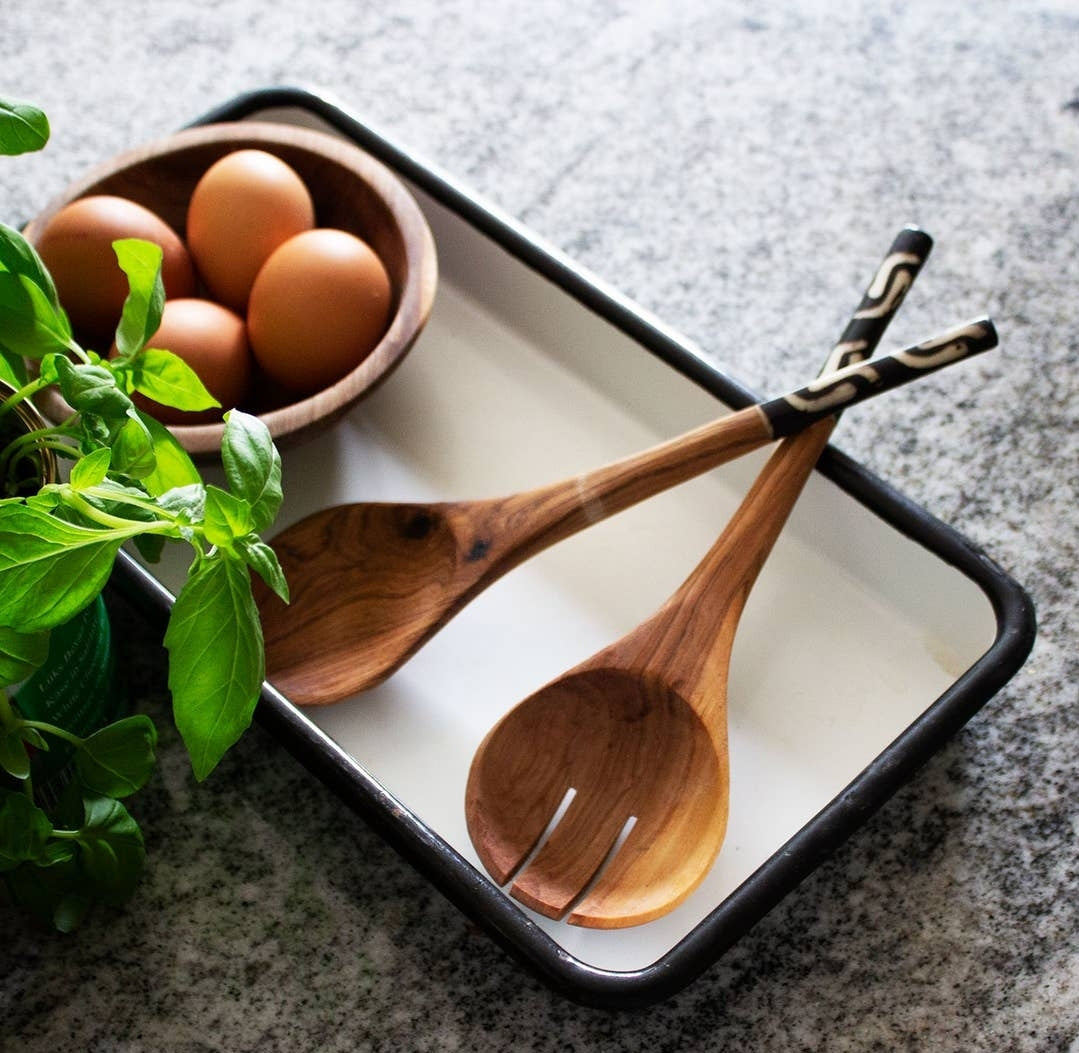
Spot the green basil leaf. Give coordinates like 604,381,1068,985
0,623,50,683
221,410,282,534
1,854,82,930
74,715,157,798
38,838,75,866
0,727,31,780
165,553,263,781
78,475,155,505
54,357,133,419
0,271,73,360
132,533,165,564
125,346,219,412
0,97,50,155
0,349,28,389
112,239,165,357
74,793,145,904
133,408,201,496
20,725,49,752
53,891,93,932
23,489,59,513
36,351,62,387
0,789,52,870
155,482,205,525
235,534,290,604
203,485,252,548
0,222,61,310
76,411,111,448
110,413,156,479
68,447,112,490
0,504,135,632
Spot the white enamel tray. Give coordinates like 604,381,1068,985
113,88,1035,1008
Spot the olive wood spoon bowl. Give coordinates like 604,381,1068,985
257,314,993,707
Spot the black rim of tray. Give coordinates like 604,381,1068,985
110,84,1037,1010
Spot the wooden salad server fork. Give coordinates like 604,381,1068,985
464,233,994,928
256,243,991,707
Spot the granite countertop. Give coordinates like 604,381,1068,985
2,2,1076,1049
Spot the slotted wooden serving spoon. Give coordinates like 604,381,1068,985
465,247,999,930
464,422,841,927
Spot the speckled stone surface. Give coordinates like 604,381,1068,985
1,2,1076,1049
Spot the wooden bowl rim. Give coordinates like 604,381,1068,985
26,120,438,457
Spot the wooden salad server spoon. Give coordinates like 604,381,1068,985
463,419,848,928
256,246,990,708
465,240,997,929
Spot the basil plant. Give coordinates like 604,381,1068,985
0,96,289,929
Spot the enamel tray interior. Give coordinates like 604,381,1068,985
116,89,1035,1008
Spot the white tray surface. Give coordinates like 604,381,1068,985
145,120,997,971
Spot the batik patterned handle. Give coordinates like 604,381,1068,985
762,318,998,438
819,226,934,377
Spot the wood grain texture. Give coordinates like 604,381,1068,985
23,121,438,459
465,417,837,928
256,312,992,705
465,228,940,927
255,403,774,703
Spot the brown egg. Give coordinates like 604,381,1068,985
125,298,252,425
36,195,196,347
186,149,316,311
247,229,393,396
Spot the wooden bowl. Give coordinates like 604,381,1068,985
23,121,438,458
